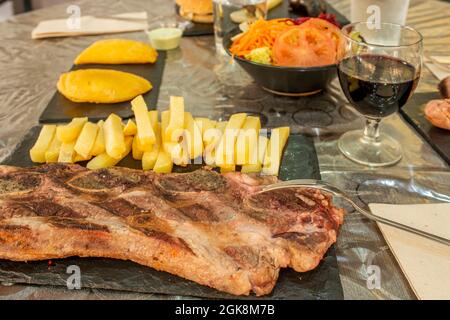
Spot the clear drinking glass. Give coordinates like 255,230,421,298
213,0,268,49
337,22,423,166
351,0,410,25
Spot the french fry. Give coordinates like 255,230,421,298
153,150,173,173
155,109,173,171
87,153,116,169
132,111,157,160
173,143,190,166
161,110,170,133
203,127,223,166
74,122,99,159
215,113,247,167
58,141,76,163
184,112,203,160
215,121,227,132
195,117,215,137
123,119,137,136
147,110,159,142
210,120,218,127
104,113,126,159
235,116,261,165
142,123,161,170
131,95,155,150
162,109,187,165
56,117,88,143
262,127,290,176
165,96,185,142
148,110,158,128
195,118,218,162
132,135,144,160
45,134,62,163
74,153,92,162
161,110,171,151
91,120,105,156
241,135,269,173
194,118,207,135
161,110,176,165
87,136,133,170
220,165,235,173
30,125,57,163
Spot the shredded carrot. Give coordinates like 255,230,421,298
230,18,293,57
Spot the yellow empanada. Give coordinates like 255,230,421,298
74,39,158,65
57,69,152,104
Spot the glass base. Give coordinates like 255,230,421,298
215,36,226,55
338,129,402,167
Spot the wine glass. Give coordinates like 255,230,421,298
337,22,423,166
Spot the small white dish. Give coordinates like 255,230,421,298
147,27,183,51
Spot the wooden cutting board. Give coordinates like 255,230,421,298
369,203,450,300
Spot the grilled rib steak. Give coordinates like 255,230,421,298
0,164,344,296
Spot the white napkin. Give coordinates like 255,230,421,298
31,12,148,39
425,56,450,81
369,203,450,300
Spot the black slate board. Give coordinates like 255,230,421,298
39,51,166,124
0,126,343,300
400,92,450,165
180,1,349,37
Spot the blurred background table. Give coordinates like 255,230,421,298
0,0,449,300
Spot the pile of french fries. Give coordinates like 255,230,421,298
30,95,290,175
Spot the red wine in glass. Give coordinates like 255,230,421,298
337,22,422,167
338,54,420,119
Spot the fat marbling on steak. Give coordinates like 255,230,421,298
0,164,344,296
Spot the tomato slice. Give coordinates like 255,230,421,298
272,26,336,67
298,18,345,60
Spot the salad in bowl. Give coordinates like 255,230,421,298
225,14,345,95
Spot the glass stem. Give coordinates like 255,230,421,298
363,118,381,143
